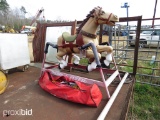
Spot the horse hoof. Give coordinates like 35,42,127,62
106,54,112,62
58,60,67,69
73,60,79,65
73,55,80,65
73,63,78,66
87,65,93,72
104,60,110,66
86,65,89,72
58,64,61,69
101,61,110,68
87,61,97,72
59,63,66,69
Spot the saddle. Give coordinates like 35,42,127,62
62,32,77,42
62,32,84,48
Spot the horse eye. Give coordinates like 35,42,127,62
99,11,104,15
102,11,105,14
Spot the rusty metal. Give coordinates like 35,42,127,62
132,16,142,75
152,0,158,28
121,77,135,120
124,75,136,120
142,18,160,21
33,22,43,62
119,16,142,21
99,24,103,44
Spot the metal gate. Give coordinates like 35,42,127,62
99,16,160,86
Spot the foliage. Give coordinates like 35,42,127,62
0,0,9,15
0,2,71,31
20,6,27,14
20,6,27,18
0,5,33,31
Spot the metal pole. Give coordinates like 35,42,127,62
97,72,129,120
127,6,129,27
152,0,158,28
121,2,130,29
108,26,112,46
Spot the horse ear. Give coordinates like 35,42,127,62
97,6,102,9
93,7,99,17
94,6,102,17
93,12,97,17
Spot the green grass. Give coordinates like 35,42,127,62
120,60,160,120
121,60,160,84
79,58,89,66
121,60,159,75
128,83,160,120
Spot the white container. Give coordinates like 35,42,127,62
0,33,30,70
150,55,156,65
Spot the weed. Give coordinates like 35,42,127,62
128,83,160,120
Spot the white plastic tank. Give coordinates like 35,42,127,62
150,55,156,65
0,33,30,70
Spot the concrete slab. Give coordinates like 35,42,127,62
0,66,134,120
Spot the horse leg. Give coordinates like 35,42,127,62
72,54,80,65
56,50,67,69
86,49,101,71
96,45,113,66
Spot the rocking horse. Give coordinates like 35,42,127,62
41,7,131,119
56,7,119,71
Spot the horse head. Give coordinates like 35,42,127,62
93,6,119,26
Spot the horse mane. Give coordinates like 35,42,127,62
76,9,95,34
